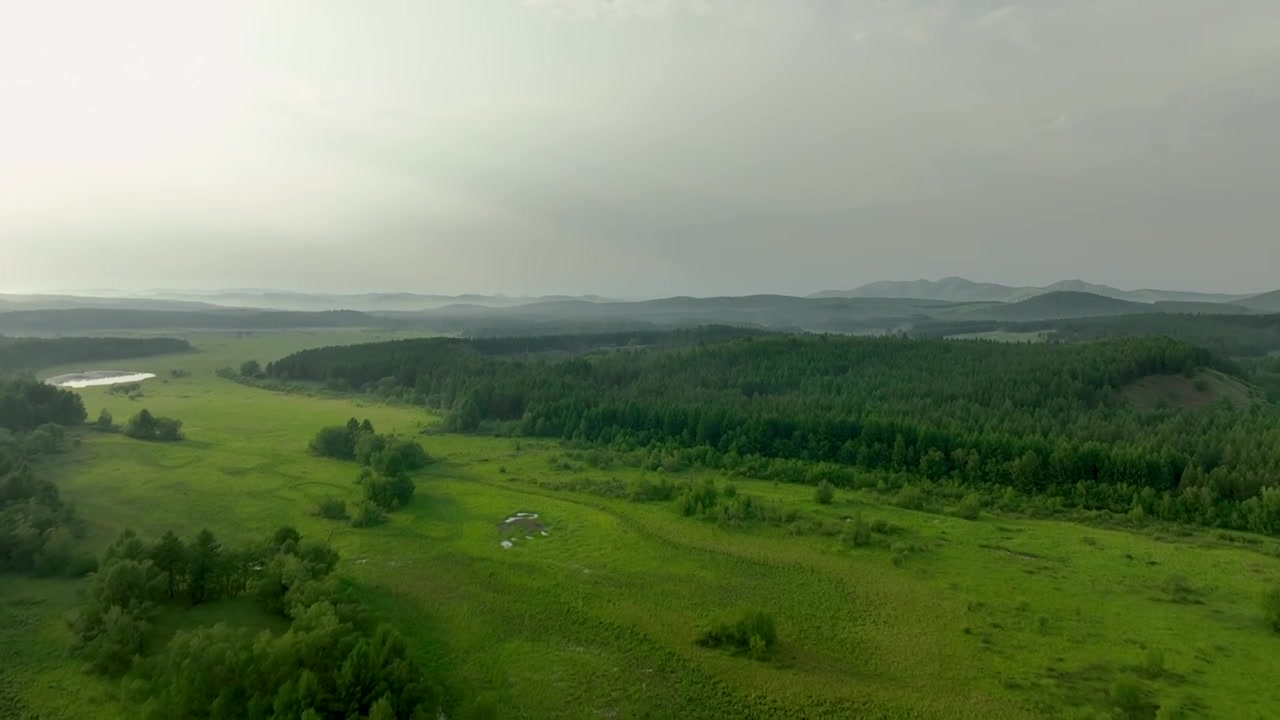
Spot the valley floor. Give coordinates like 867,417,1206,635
7,333,1280,719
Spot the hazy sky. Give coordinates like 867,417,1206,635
2,1,1278,297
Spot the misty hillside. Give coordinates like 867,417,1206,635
0,308,394,333
135,291,619,312
979,292,1151,321
810,277,1041,303
0,294,224,312
1150,300,1259,315
2,290,1263,337
1235,289,1280,312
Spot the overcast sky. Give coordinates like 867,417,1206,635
2,0,1278,297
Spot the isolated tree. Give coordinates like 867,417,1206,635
150,531,188,599
94,408,115,432
239,360,262,377
123,409,157,439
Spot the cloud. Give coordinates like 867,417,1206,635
521,0,717,20
3,0,1280,295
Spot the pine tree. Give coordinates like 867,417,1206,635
150,531,187,599
187,529,222,604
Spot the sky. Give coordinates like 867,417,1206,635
1,0,1278,297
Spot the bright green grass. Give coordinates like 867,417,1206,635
9,332,1280,718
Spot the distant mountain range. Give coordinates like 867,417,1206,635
129,290,620,312
811,277,1254,305
2,280,1277,336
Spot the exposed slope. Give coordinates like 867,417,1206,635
1122,368,1254,411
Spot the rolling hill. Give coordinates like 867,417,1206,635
981,291,1152,321
1235,289,1280,312
811,277,1040,303
0,308,401,333
813,278,1250,305
132,290,619,312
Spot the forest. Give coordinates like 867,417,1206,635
267,330,1280,533
0,378,90,574
0,336,191,373
67,526,439,718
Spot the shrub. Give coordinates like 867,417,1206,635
316,496,348,521
93,409,116,432
628,477,677,502
955,493,982,520
1161,574,1202,604
360,472,415,511
310,425,360,460
122,409,183,442
894,484,925,511
1110,676,1151,717
1264,584,1280,632
841,513,873,548
813,480,835,505
371,437,430,477
1141,647,1166,678
350,501,387,528
696,610,778,660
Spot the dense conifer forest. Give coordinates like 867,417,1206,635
267,330,1280,532
0,336,191,372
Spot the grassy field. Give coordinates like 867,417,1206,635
6,332,1280,718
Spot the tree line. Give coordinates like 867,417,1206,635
0,377,93,575
264,331,1280,529
0,374,87,433
0,335,190,373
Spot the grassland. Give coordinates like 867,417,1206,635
6,332,1280,718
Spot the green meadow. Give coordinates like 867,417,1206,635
6,331,1280,718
